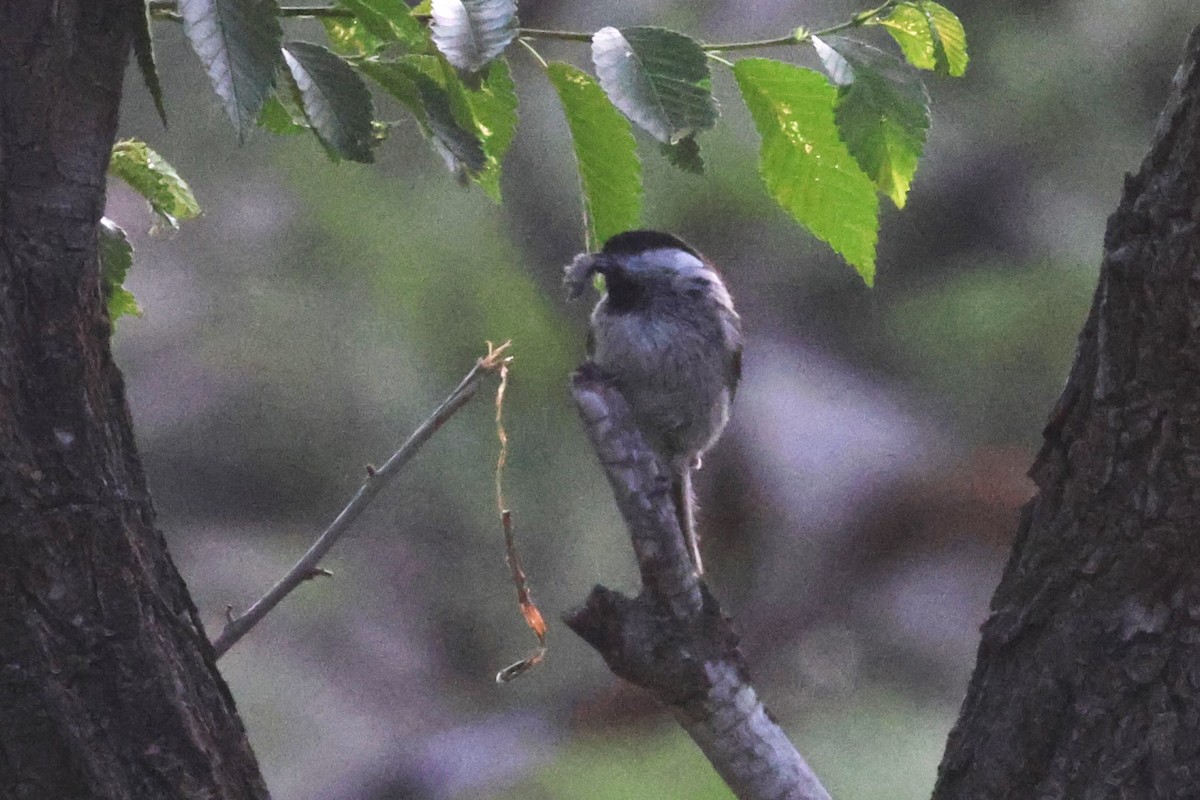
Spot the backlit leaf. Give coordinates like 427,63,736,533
875,1,968,77
463,59,519,200
99,218,142,324
815,36,930,208
257,92,310,135
547,62,642,250
335,0,428,49
109,139,201,231
734,58,879,283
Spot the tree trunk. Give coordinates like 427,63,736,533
933,24,1200,800
0,3,268,798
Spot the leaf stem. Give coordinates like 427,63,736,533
517,28,594,44
147,0,352,17
516,38,549,69
810,0,901,38
702,33,805,52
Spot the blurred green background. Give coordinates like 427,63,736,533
106,1,1196,797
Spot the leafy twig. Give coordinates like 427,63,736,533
147,0,902,55
210,342,512,658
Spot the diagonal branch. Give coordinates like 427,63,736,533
565,365,832,800
211,342,512,658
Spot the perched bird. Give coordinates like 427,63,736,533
565,230,742,576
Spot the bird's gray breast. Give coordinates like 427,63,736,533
590,299,734,465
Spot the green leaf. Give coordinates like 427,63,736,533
133,1,168,126
876,1,968,77
660,136,704,175
462,59,518,200
547,62,642,251
258,93,310,134
358,57,486,175
109,139,202,231
179,0,283,138
814,36,930,208
734,58,879,284
283,42,376,163
323,17,387,55
335,0,429,49
591,26,719,144
430,0,517,72
99,218,142,324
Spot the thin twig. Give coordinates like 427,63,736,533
516,38,549,69
211,343,512,658
148,0,351,17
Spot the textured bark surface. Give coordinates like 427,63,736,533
566,369,830,800
0,3,269,798
933,25,1200,800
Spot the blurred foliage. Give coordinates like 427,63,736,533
496,691,953,800
889,262,1096,445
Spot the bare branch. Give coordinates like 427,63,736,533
565,366,832,800
211,343,512,658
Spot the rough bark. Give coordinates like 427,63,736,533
933,24,1200,800
566,368,830,800
0,3,269,798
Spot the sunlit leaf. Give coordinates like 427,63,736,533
547,62,642,250
99,218,142,324
323,17,387,55
814,36,930,208
179,0,282,138
463,59,519,200
283,42,376,162
430,0,517,72
591,26,719,144
734,58,879,283
335,0,428,48
109,139,201,231
258,93,310,135
875,1,968,77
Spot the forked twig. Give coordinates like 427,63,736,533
211,343,512,658
565,368,832,800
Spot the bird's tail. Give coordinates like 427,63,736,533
672,468,703,577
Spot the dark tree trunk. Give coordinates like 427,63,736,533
0,3,268,798
933,25,1200,800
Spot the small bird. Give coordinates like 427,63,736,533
565,230,742,576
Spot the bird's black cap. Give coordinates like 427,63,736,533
601,230,701,260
